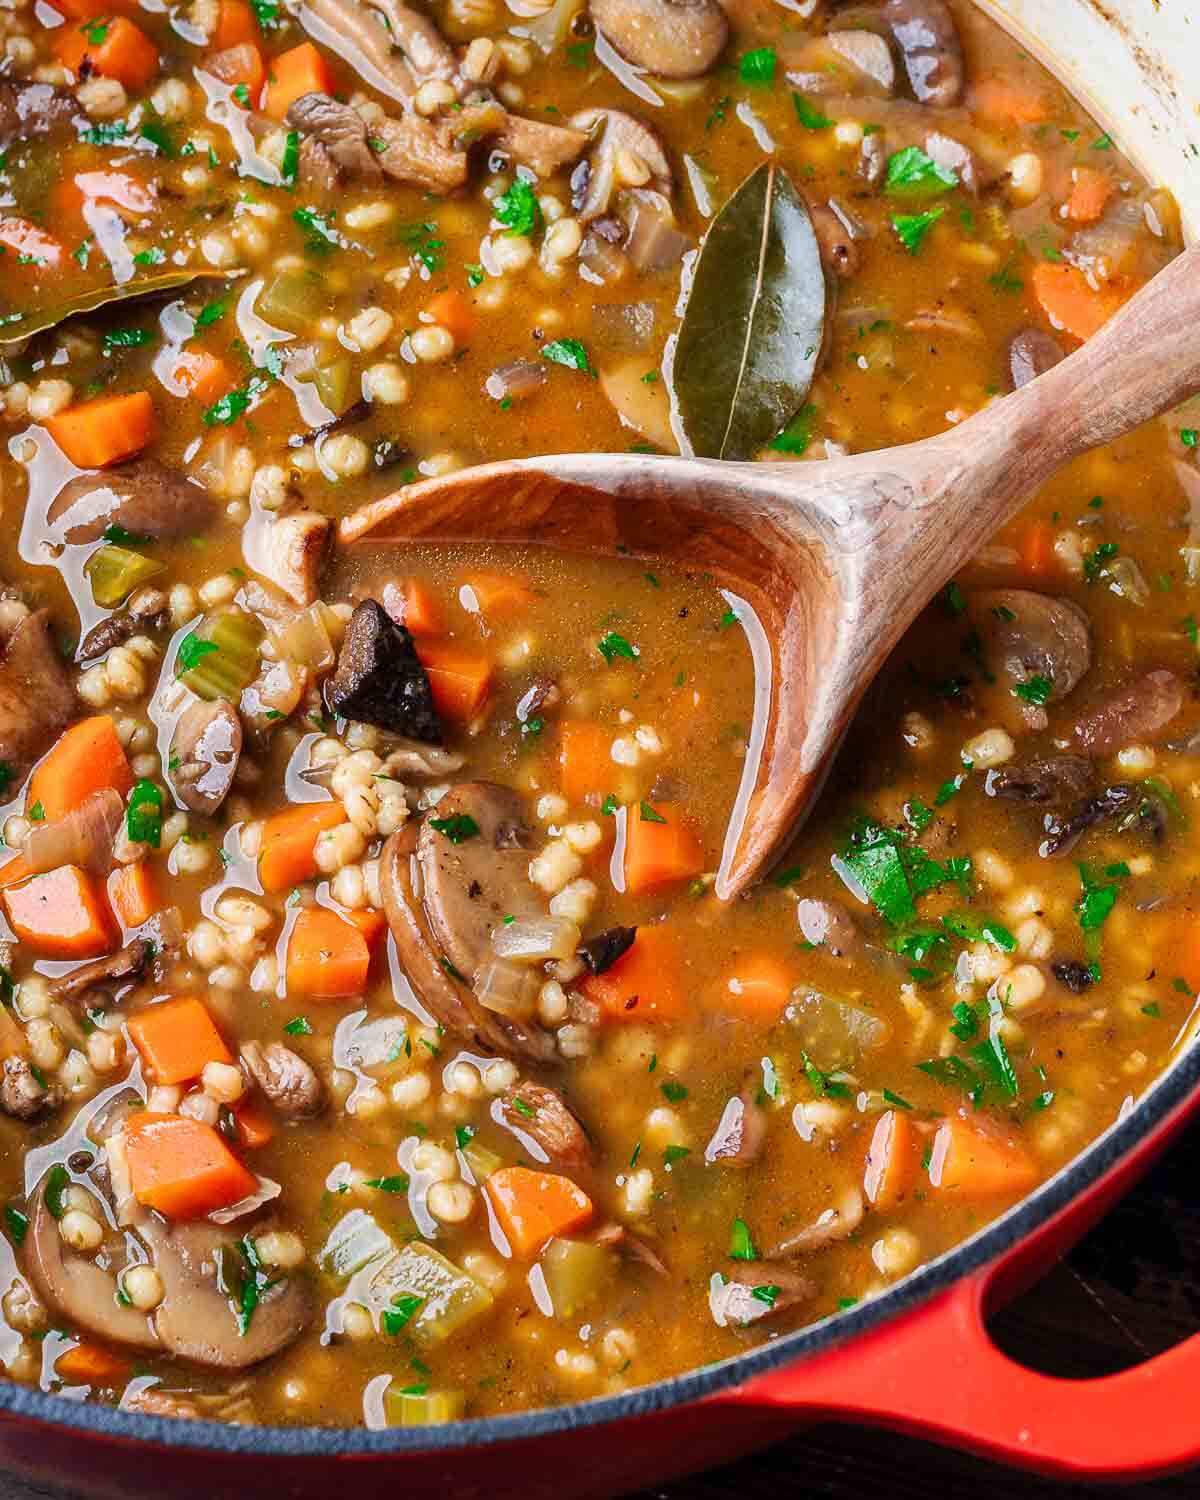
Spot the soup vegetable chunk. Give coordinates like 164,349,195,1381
0,0,1192,1430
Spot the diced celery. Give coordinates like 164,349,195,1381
540,1237,615,1319
318,1209,395,1279
84,545,165,608
461,1139,502,1182
786,987,889,1068
314,355,353,416
256,270,325,332
384,1386,465,1426
176,608,263,701
367,1242,493,1347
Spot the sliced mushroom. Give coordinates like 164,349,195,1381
0,609,77,783
170,698,243,816
589,0,727,79
570,108,672,225
364,0,457,83
242,510,332,607
494,113,588,179
809,200,861,279
285,92,383,186
704,1082,766,1166
825,28,895,93
26,1175,160,1350
1007,327,1066,390
380,817,556,1062
578,925,636,976
49,939,151,1001
0,1057,56,1120
48,459,215,546
795,897,860,956
0,80,76,147
709,1263,817,1328
858,130,886,186
923,131,987,194
417,782,543,982
1074,669,1183,758
884,0,964,106
325,599,441,742
78,585,167,664
485,360,547,404
123,1388,205,1420
766,1186,865,1257
592,1221,668,1275
1040,783,1138,858
969,589,1092,699
302,0,416,103
375,737,465,780
984,755,1093,806
141,1215,312,1369
1051,959,1095,994
370,111,469,193
499,1082,591,1165
240,1040,324,1118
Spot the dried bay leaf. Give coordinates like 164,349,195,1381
667,162,827,460
0,269,241,351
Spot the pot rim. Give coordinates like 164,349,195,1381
3,1021,1198,1457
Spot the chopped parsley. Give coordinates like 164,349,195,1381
382,1293,423,1338
364,1174,409,1193
493,177,542,238
738,47,776,84
103,327,155,354
892,207,945,254
597,630,638,663
541,338,593,374
126,778,163,848
638,801,667,825
175,632,219,674
201,372,271,426
660,1080,688,1103
195,297,228,329
791,92,831,130
801,1052,851,1099
729,1217,758,1261
1083,539,1119,584
4,1206,27,1245
770,402,818,455
428,813,480,844
1013,673,1052,705
885,145,958,196
283,1016,312,1036
663,1144,691,1167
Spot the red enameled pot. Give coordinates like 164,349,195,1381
3,1040,1200,1498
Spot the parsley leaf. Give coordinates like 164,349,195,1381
892,207,945,253
494,177,543,238
428,813,480,844
885,145,958,196
541,338,593,374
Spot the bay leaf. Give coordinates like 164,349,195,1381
667,161,828,460
0,269,241,351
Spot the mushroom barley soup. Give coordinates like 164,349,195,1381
0,0,1190,1431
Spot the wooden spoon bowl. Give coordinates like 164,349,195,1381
343,244,1200,898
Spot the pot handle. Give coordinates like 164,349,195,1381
727,1270,1200,1481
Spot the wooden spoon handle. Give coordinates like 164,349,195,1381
922,242,1200,515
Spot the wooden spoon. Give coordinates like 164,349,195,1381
342,244,1200,899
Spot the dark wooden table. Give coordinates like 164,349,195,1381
5,1115,1200,1500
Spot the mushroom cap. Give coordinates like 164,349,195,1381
169,698,243,816
971,588,1092,698
48,458,215,546
589,0,728,79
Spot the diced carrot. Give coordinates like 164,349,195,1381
391,577,446,636
417,639,492,724
424,290,475,345
211,0,256,50
623,800,705,895
171,349,233,406
971,76,1050,124
3,865,115,958
1032,262,1132,343
49,0,118,20
928,1111,1039,1198
1064,166,1114,225
1016,518,1054,577
262,42,333,120
56,1342,131,1386
486,1166,593,1256
583,923,686,1023
721,954,795,1021
286,906,376,1000
27,716,133,823
343,906,386,953
127,997,233,1086
0,855,31,892
54,17,159,92
232,1095,276,1149
863,1108,918,1212
44,391,155,470
258,801,348,893
122,1112,258,1220
0,217,64,275
558,721,611,806
204,40,265,95
459,569,534,616
108,862,163,929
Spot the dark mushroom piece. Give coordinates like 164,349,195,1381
1051,959,1096,994
285,92,383,187
592,1221,668,1275
49,939,152,1002
589,0,728,79
709,1263,818,1327
578,924,636,976
883,0,965,107
766,1188,865,1257
494,113,588,179
1007,327,1066,390
1039,783,1138,858
379,788,556,1062
0,1057,56,1120
169,698,243,816
809,201,862,279
795,897,860,956
302,0,417,103
704,1080,766,1166
240,1040,324,1118
984,755,1093,806
363,0,457,84
78,585,167,664
969,588,1092,699
570,108,672,225
1074,670,1183,758
0,609,77,784
498,1082,591,1166
325,599,442,742
48,459,216,546
0,80,76,148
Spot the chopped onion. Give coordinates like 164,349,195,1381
491,916,581,965
625,194,689,271
1104,555,1150,606
484,360,547,404
209,1175,281,1224
271,601,337,671
26,788,123,876
475,959,541,1020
